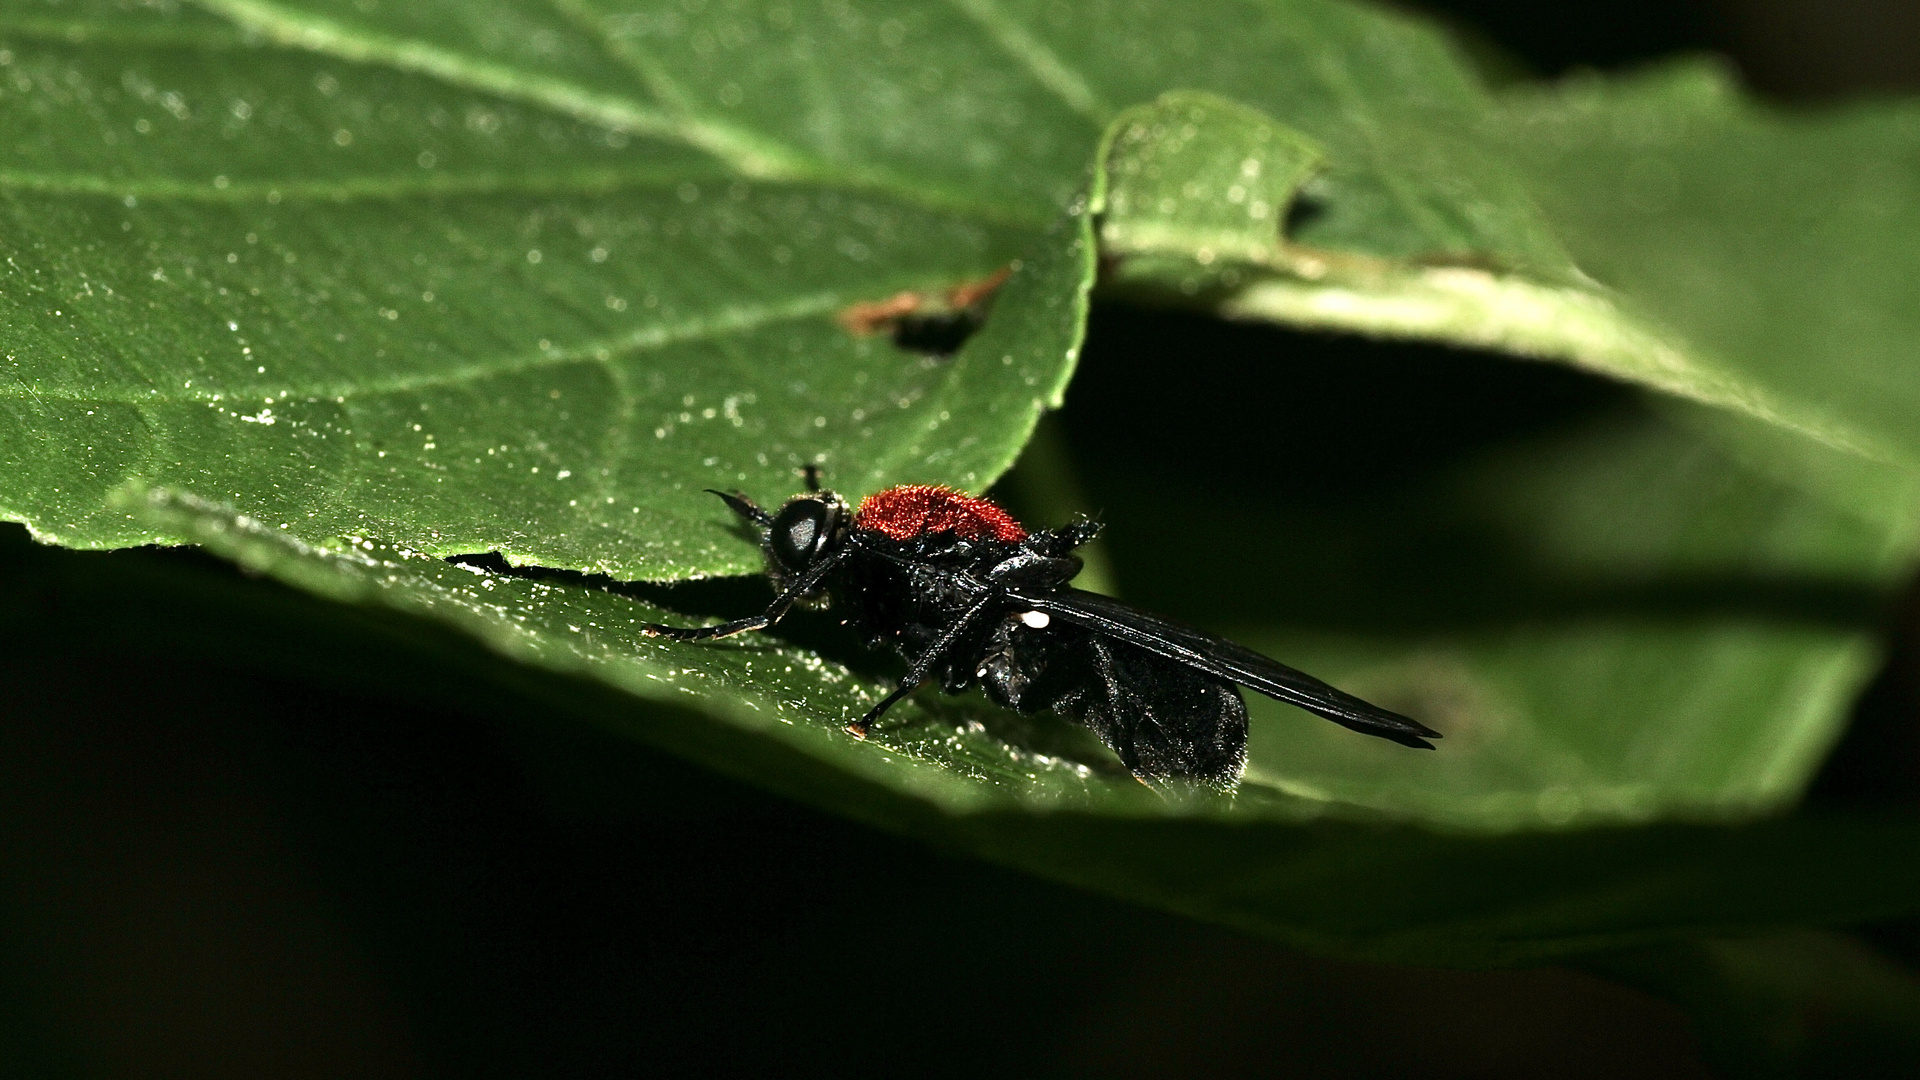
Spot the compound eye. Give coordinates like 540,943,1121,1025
768,497,834,572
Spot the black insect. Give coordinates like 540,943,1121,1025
641,470,1439,786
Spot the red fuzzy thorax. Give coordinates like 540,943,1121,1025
852,485,1027,543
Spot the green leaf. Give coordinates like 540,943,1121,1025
1093,71,1920,467
121,487,1920,965
7,0,1920,967
130,323,1920,834
128,483,1167,813
12,1,1920,577
1053,334,1920,828
0,0,1089,576
1248,408,1920,826
1093,91,1323,266
192,0,1579,268
1486,63,1920,465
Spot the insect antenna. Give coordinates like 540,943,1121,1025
705,489,772,526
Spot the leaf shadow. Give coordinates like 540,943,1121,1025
1058,302,1897,636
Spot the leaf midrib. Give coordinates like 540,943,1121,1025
0,167,732,202
4,290,851,405
940,0,1113,121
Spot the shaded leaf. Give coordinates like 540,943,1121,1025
1052,318,1920,828
102,493,1920,964
1240,406,1920,827
1590,932,1920,1076
3,0,1919,968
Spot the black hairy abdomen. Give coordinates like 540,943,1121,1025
832,532,1248,786
976,619,1249,785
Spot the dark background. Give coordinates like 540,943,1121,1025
1423,0,1920,98
4,3,1918,1077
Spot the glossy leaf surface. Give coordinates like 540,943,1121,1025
0,0,1087,577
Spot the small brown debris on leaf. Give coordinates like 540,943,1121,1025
945,265,1013,309
835,265,1014,339
836,291,926,336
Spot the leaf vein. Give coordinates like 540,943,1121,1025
941,0,1111,123
0,168,730,202
7,292,850,405
191,0,805,177
178,0,1053,228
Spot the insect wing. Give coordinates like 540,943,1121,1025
1074,636,1249,785
1009,588,1439,748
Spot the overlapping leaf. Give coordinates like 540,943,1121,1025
1036,326,1920,829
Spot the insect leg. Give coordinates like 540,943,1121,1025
640,547,847,641
844,680,922,738
846,592,998,738
802,462,823,492
638,612,775,642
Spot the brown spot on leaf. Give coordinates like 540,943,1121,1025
835,265,1014,356
836,290,926,336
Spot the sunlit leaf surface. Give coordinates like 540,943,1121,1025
0,0,1089,576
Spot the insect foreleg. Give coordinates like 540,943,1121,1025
641,547,848,641
846,592,999,738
